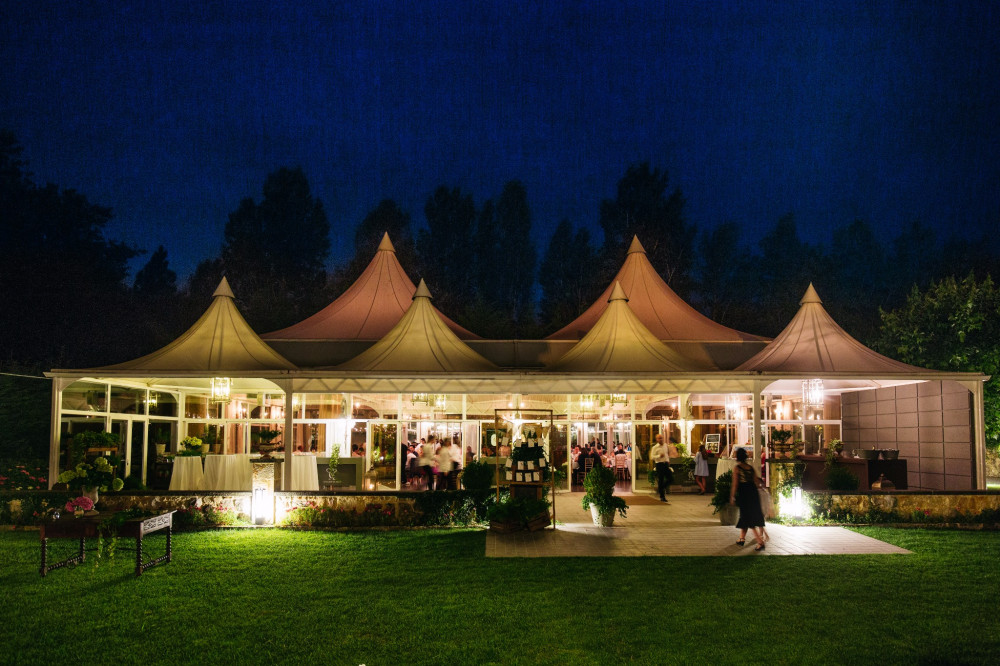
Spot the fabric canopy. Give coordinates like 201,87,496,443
547,236,763,342
548,282,702,372
336,279,496,372
263,233,477,341
97,278,296,372
737,284,927,373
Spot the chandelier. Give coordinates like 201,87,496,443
724,394,741,419
412,393,447,409
211,377,231,403
802,379,825,408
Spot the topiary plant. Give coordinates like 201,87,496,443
710,470,733,514
581,465,628,519
461,459,495,491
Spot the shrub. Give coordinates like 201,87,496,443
581,465,627,518
461,459,495,491
825,464,860,491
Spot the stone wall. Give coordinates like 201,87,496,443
841,381,974,490
809,491,1000,521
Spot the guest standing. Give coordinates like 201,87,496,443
694,445,710,495
650,434,672,503
729,448,767,550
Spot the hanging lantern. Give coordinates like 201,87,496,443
146,392,159,409
211,377,232,403
580,394,596,410
802,379,824,408
725,394,741,419
609,393,627,406
411,393,430,405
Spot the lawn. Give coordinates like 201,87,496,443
1,527,998,665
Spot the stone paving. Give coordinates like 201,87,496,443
485,492,911,558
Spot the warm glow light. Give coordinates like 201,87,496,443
211,377,231,402
779,487,810,519
146,392,158,409
252,486,274,525
802,379,824,407
725,394,740,419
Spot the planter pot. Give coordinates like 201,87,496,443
590,504,616,527
155,443,166,456
526,512,551,531
881,449,899,460
200,443,210,455
489,519,522,533
717,504,739,526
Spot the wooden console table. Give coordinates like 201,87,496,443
39,510,175,578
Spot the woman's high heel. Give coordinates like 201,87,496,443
754,543,765,551
736,539,745,547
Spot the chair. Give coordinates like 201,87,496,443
582,458,594,483
614,454,629,481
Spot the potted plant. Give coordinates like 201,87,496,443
57,456,124,505
179,436,204,456
581,466,628,526
770,428,794,458
710,470,739,525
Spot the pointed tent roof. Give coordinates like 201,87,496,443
547,236,763,342
336,279,496,372
99,278,296,372
263,233,478,340
548,282,700,372
737,284,926,373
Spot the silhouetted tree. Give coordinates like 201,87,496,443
331,199,419,295
133,246,177,298
824,219,887,342
693,221,756,329
418,186,476,313
599,162,693,295
494,181,536,331
539,220,599,332
0,131,136,367
221,167,330,332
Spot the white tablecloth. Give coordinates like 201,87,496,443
169,456,204,491
290,454,319,491
716,457,739,479
204,454,253,491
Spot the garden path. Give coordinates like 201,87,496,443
485,492,911,557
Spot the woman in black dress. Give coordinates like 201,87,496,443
729,448,767,550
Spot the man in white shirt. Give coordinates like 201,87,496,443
650,434,673,503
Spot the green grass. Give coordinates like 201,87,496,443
1,527,999,665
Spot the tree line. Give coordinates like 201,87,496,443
2,130,998,374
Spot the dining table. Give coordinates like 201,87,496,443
289,454,320,491
203,454,253,491
168,455,204,491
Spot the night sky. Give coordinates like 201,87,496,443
3,2,998,280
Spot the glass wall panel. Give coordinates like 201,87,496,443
369,423,397,490
110,387,145,415
146,391,178,417
62,381,106,412
299,393,346,419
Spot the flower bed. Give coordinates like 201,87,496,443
0,459,47,491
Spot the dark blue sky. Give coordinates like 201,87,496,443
3,2,998,279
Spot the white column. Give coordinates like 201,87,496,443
48,377,70,489
277,380,294,490
959,379,987,489
752,380,765,474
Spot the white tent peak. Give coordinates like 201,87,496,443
627,235,646,255
549,284,703,372
213,277,235,299
738,284,925,373
547,237,763,342
337,279,495,372
800,283,822,305
414,278,432,300
92,280,295,372
261,234,477,341
377,232,396,253
608,281,629,302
